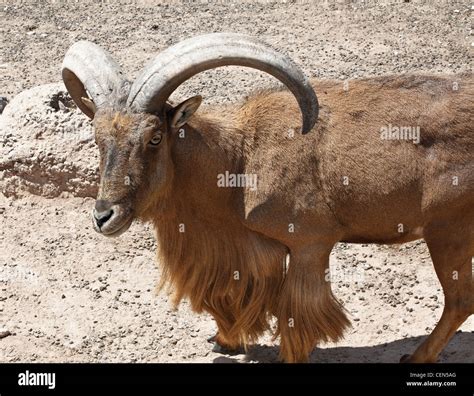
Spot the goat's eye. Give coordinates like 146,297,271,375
149,133,162,146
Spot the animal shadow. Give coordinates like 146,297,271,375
212,331,474,363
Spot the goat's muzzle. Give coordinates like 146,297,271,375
92,200,133,237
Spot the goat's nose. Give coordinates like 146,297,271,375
93,201,114,228
95,199,112,213
93,208,114,228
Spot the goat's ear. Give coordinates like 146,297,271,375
81,97,97,116
169,96,202,129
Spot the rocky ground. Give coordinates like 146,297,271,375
0,0,473,363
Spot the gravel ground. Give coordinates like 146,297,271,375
0,0,472,363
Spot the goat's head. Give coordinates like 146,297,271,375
62,33,319,236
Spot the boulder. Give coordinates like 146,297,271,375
0,83,99,198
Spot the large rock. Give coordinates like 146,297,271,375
0,83,99,198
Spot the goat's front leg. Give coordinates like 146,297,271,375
276,244,350,363
205,305,246,356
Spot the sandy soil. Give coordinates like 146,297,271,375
0,0,473,363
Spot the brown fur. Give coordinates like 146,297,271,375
91,74,473,362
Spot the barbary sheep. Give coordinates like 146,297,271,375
62,33,473,363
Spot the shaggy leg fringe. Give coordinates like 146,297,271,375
276,280,350,362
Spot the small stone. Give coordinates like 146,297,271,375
0,97,8,114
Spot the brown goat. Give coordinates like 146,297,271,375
62,34,473,363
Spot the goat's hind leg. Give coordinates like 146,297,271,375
402,225,473,363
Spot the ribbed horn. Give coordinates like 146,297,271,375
127,33,318,134
62,41,130,119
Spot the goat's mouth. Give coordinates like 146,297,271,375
92,205,134,237
101,216,133,237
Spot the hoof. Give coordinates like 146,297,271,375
400,354,412,363
400,353,438,363
212,342,244,356
207,333,244,355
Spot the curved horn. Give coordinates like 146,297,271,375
62,41,130,119
127,33,318,134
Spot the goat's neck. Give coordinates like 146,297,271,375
186,109,247,169
151,110,247,225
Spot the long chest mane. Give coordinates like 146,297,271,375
152,205,287,344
